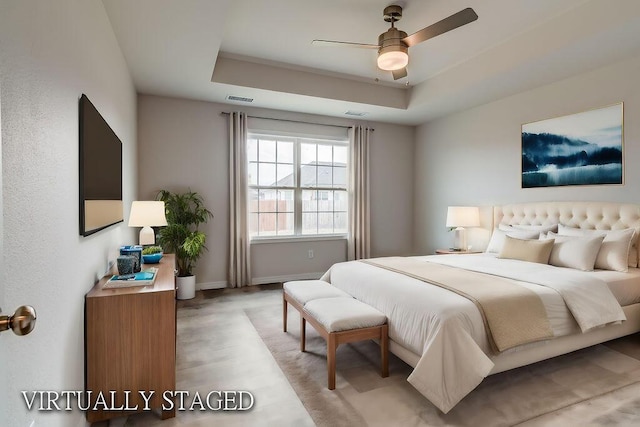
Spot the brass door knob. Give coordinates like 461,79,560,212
0,305,37,336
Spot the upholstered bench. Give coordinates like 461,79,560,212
282,280,389,390
282,280,351,333
302,297,389,389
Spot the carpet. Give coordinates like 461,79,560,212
245,303,640,427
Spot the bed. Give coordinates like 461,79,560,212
321,202,640,413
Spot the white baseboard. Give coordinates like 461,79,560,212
251,272,325,285
196,281,228,290
194,273,324,290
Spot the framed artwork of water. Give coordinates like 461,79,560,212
522,103,623,188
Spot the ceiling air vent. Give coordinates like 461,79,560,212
226,95,254,103
345,110,367,117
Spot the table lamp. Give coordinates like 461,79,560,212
446,206,480,251
128,201,167,245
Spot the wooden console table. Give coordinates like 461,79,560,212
85,254,176,423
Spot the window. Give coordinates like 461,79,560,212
248,133,348,238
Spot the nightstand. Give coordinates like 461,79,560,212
435,249,482,255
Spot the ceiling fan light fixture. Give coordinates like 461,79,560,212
377,46,408,71
377,27,409,71
313,5,478,77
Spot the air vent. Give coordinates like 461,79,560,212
226,95,254,103
345,110,367,116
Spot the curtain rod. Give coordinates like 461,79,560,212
220,112,374,131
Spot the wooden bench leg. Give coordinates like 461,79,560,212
328,333,337,390
381,324,389,378
283,293,288,332
300,316,306,352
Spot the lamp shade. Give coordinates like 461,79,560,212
128,201,167,246
128,201,168,227
377,49,409,71
446,206,480,228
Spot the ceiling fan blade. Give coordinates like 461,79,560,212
312,39,379,49
403,8,478,47
392,67,407,80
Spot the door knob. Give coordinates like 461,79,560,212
0,305,37,336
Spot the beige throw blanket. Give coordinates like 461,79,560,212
362,257,554,353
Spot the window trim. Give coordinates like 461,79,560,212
248,132,349,240
250,234,348,245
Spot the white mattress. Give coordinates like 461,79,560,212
591,267,640,306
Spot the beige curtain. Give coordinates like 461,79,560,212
348,126,371,260
228,112,251,287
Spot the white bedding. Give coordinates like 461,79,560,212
592,268,640,306
321,253,634,413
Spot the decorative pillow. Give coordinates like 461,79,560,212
542,232,605,271
486,228,540,253
498,236,554,264
557,225,636,271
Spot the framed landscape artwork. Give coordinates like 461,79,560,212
521,103,623,188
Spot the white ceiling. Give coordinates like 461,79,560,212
103,0,640,125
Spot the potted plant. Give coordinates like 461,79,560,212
156,190,213,300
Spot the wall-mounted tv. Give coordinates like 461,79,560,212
79,94,123,236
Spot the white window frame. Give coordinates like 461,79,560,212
248,132,349,242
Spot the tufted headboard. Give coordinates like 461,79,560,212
493,202,640,267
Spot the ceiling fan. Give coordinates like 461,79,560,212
312,5,478,80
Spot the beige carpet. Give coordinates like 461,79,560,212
246,303,640,427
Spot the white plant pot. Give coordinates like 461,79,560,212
176,275,196,300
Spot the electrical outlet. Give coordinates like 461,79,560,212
308,250,314,259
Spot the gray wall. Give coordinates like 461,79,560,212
415,53,640,255
0,1,137,426
137,95,415,286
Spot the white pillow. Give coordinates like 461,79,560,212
498,223,513,232
486,228,540,253
557,225,636,271
498,223,558,233
512,223,558,233
542,232,605,271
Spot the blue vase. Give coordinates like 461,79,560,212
120,245,142,272
117,255,137,275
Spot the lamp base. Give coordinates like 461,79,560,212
139,226,155,246
451,227,467,251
